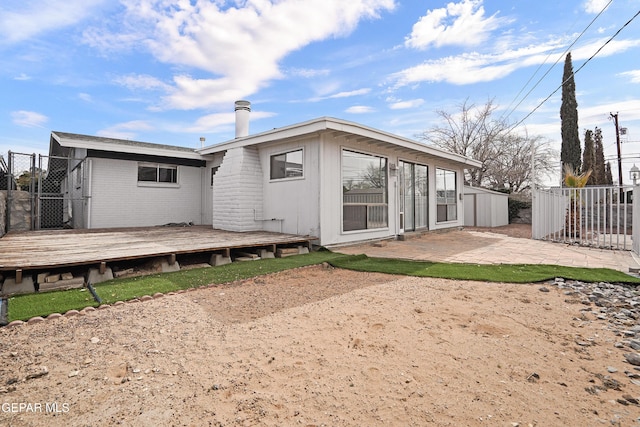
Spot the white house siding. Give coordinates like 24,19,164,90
88,157,204,228
259,137,321,238
212,147,264,231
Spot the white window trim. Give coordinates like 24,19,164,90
269,148,305,182
137,162,180,188
435,167,458,224
340,147,390,234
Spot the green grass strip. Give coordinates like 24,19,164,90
8,251,640,322
7,251,346,322
328,254,640,284
7,288,99,322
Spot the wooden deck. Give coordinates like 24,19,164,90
0,226,313,272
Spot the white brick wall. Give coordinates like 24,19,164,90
212,147,264,231
89,158,204,228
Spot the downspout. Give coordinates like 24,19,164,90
200,166,205,225
85,159,92,229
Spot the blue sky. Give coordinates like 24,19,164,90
2,0,640,184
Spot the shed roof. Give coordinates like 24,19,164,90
50,131,202,160
198,117,481,169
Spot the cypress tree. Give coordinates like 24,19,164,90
582,129,596,185
593,127,606,185
560,52,581,174
605,161,614,185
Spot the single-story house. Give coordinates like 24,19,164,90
49,101,481,246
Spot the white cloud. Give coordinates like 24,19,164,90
404,0,508,50
11,110,48,128
389,99,425,110
13,73,31,81
187,110,276,133
78,93,93,102
86,0,395,110
346,105,375,114
113,74,171,91
390,36,640,87
579,100,640,124
96,120,153,140
288,68,331,78
620,70,640,83
0,0,106,45
308,88,371,102
571,38,640,61
330,88,371,99
583,0,611,14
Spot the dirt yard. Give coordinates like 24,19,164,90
2,262,640,426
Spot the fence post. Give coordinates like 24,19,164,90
6,150,11,231
634,184,639,256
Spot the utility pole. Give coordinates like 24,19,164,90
610,112,623,187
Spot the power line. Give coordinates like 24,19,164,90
500,0,612,124
509,7,640,132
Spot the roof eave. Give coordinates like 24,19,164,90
52,131,204,160
198,117,481,169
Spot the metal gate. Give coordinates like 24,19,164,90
4,152,86,231
4,152,37,232
532,185,635,251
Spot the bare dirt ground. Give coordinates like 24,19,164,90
2,259,640,426
466,223,532,239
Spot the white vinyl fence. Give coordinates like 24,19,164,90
532,185,636,252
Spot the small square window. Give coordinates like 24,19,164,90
270,149,303,180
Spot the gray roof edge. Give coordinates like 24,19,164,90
198,117,481,168
51,131,203,159
463,185,510,196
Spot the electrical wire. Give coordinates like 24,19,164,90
508,8,640,132
500,0,613,124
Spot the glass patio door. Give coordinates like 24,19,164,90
399,161,428,232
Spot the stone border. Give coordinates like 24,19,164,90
3,264,322,328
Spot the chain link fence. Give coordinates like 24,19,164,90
37,155,70,230
5,152,37,231
2,152,86,231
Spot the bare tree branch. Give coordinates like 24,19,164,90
418,99,557,193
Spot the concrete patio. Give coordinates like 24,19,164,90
334,228,640,275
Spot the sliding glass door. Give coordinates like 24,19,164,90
399,161,428,232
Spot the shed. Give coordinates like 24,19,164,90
463,186,509,227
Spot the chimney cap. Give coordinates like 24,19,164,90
235,100,251,111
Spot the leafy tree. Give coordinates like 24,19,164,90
560,52,581,174
419,99,557,193
582,129,595,185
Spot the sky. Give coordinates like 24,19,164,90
1,0,640,185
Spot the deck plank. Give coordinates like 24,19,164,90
0,226,312,271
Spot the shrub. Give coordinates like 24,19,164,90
508,198,531,223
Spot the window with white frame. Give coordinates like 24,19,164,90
342,149,388,231
436,168,457,222
270,149,303,180
138,163,178,183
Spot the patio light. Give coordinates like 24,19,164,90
631,164,640,185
